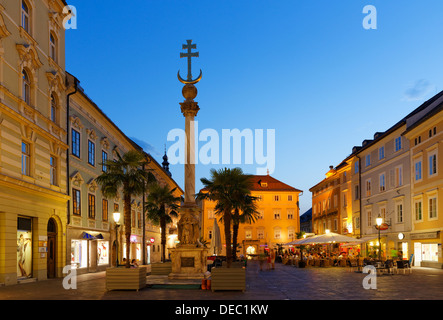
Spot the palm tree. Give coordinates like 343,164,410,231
145,183,181,262
196,167,252,267
96,150,155,268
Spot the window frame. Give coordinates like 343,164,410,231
21,141,31,176
88,194,96,219
88,140,95,166
71,129,80,158
72,188,81,216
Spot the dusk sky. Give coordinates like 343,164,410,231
66,0,443,214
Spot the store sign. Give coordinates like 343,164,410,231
410,232,438,240
375,223,389,231
150,238,155,243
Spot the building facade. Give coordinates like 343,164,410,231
403,95,443,268
66,73,183,273
0,0,69,285
201,174,302,256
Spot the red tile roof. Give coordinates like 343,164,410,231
199,175,302,193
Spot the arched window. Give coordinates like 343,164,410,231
50,33,57,62
50,94,57,123
21,1,30,33
22,69,31,105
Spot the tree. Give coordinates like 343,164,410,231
196,167,253,267
96,150,155,268
145,183,180,262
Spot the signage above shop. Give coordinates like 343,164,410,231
375,223,389,231
150,238,155,243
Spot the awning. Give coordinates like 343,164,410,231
81,232,104,240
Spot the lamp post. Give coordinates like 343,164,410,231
376,215,383,261
113,211,121,267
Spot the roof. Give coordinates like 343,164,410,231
200,174,302,193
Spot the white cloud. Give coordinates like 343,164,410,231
403,79,434,101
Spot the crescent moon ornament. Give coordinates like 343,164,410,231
177,69,203,85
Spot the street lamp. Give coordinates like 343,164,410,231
376,215,383,261
113,212,121,267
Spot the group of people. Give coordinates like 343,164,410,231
121,258,139,267
258,249,276,271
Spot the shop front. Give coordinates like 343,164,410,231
68,228,110,274
411,231,442,268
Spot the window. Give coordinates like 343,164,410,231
429,196,437,220
257,229,264,239
50,94,57,123
415,160,422,181
395,166,403,187
274,227,281,240
343,194,347,207
365,179,371,197
415,136,421,146
71,129,80,158
245,229,252,239
287,209,294,220
354,185,359,200
21,1,30,33
208,230,213,240
396,203,403,223
208,210,214,219
257,210,264,219
49,33,57,62
415,200,422,221
22,70,31,105
288,227,295,240
354,161,359,173
21,141,30,176
88,140,95,166
333,194,338,208
379,147,385,160
274,195,280,201
343,172,347,183
50,156,57,185
365,154,371,167
102,151,108,172
367,209,372,227
102,199,108,222
288,195,293,201
88,194,95,219
395,137,402,152
273,209,281,220
131,210,135,227
72,189,81,216
334,219,338,231
379,173,386,192
429,152,437,176
113,203,119,213
380,207,386,221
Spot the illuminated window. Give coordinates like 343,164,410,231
102,199,108,222
72,189,81,216
429,196,437,220
88,194,95,219
88,140,95,166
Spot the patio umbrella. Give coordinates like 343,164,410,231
210,218,222,255
296,232,362,245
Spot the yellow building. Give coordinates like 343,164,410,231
201,174,302,256
0,0,69,285
403,100,443,268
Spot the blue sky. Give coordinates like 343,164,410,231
66,0,443,214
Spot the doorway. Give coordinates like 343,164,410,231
47,218,57,278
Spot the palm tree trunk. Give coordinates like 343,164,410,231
232,222,239,261
224,208,232,268
160,215,166,263
124,192,131,268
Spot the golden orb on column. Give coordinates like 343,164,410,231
182,84,198,101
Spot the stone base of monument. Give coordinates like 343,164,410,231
168,246,208,280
